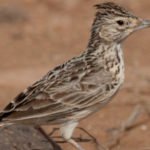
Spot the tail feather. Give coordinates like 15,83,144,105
0,121,13,127
0,111,14,127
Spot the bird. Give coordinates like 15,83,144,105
0,2,150,150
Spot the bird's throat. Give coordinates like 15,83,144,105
86,42,125,86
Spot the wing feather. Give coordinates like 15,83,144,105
1,58,114,124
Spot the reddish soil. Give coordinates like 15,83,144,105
0,0,150,150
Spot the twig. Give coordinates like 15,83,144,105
106,105,143,149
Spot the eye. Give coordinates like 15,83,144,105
116,20,124,26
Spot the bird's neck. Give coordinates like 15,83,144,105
86,31,118,52
85,37,125,85
85,34,121,57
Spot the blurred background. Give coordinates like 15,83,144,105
0,0,149,150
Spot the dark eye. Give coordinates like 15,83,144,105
116,20,124,26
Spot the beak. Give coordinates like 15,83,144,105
136,19,150,30
141,19,150,28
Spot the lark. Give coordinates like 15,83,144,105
0,2,150,150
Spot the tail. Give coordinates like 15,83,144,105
0,122,14,133
0,122,13,127
0,111,14,127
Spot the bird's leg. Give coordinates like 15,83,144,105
49,128,67,143
49,125,108,150
60,121,86,150
49,128,68,143
67,139,85,150
35,126,62,150
49,127,94,143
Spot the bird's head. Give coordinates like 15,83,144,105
91,2,150,43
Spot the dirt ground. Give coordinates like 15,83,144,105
0,0,150,150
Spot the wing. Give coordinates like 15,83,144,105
0,57,113,124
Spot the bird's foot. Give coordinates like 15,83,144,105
49,127,97,143
49,127,108,150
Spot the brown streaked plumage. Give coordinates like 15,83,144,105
0,2,150,150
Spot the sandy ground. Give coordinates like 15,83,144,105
0,0,150,150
